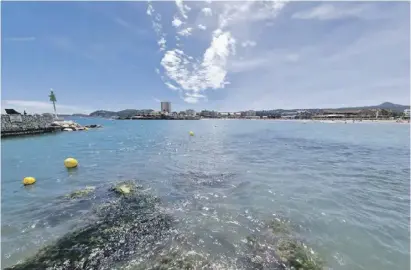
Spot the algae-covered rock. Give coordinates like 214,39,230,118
111,181,141,195
133,248,211,270
117,184,131,194
270,218,292,235
240,219,325,270
6,182,173,270
276,238,324,270
66,186,95,199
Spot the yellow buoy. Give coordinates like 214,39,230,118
64,158,79,168
23,177,36,186
189,131,194,136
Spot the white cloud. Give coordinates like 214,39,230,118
178,27,193,37
218,1,287,28
292,4,365,20
241,40,257,48
175,0,189,19
184,93,206,104
165,82,179,90
147,2,167,52
146,3,154,16
172,17,183,28
1,100,92,114
201,7,212,16
158,37,166,51
148,0,288,104
160,30,236,104
5,37,36,42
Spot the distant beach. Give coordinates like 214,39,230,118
202,118,410,124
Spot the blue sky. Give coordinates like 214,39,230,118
1,1,410,114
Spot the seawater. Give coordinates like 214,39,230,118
1,118,410,269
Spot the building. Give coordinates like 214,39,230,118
200,110,218,118
186,109,196,117
241,110,256,117
281,111,298,119
161,102,171,114
404,109,410,118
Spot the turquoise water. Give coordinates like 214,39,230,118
1,119,410,269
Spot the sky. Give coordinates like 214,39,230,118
1,1,410,114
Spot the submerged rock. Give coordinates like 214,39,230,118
276,238,324,270
6,182,173,270
6,179,325,270
111,181,141,195
239,218,325,270
66,186,95,199
269,218,293,235
132,248,211,270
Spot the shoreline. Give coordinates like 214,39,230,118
200,118,410,124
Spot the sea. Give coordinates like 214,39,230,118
1,118,410,269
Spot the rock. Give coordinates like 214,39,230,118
270,218,292,235
136,248,211,270
240,219,325,270
66,186,95,199
111,181,141,195
85,124,102,129
5,182,173,270
276,238,324,270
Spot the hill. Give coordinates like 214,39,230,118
334,102,409,112
89,110,118,118
89,109,154,118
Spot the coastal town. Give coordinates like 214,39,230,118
1,96,410,138
90,101,411,121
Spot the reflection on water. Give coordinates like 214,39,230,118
1,119,410,269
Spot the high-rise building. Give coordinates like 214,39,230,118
161,102,171,113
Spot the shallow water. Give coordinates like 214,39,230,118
1,119,410,269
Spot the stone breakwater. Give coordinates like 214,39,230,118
1,115,102,137
1,114,59,137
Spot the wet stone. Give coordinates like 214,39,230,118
66,186,96,199
5,183,173,270
111,181,142,195
238,219,325,270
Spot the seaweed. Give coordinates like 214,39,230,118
6,182,173,270
132,248,211,270
239,218,325,270
66,186,96,199
276,238,324,270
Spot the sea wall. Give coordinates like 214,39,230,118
1,114,56,136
